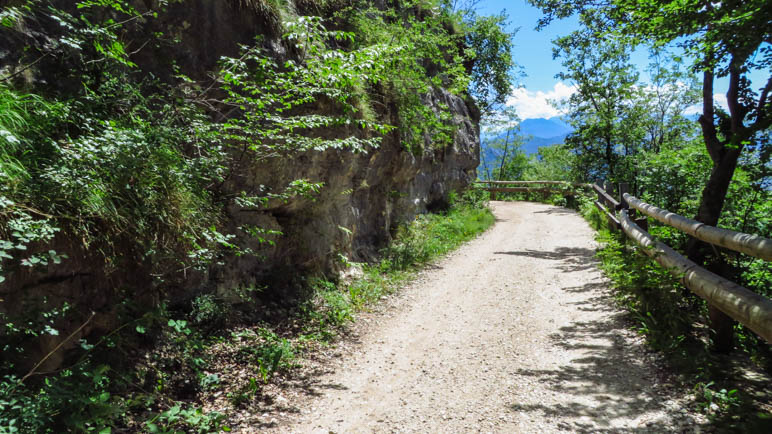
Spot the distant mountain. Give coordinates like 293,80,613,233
478,117,574,178
481,117,574,155
522,134,568,154
519,117,573,139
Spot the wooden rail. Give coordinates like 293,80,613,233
619,210,772,342
486,187,573,195
489,179,772,345
592,183,620,209
594,200,620,230
623,193,772,261
474,180,589,187
474,180,590,200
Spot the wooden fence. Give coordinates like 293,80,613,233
473,180,590,200
476,179,772,347
592,182,772,346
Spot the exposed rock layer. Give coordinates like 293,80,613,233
0,0,480,367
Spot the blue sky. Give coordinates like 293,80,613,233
475,0,580,92
473,0,618,119
472,0,764,120
473,0,587,119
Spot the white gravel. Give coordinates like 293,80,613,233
268,201,704,433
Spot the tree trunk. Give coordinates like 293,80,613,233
692,146,742,228
686,68,745,352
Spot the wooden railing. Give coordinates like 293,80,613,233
594,182,772,346
623,193,772,261
477,179,772,346
473,180,590,200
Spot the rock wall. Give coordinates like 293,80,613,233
0,0,480,368
124,0,482,296
214,86,479,298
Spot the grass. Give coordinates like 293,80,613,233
0,191,495,432
345,201,495,307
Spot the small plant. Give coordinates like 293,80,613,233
254,337,295,382
236,328,296,383
227,377,261,407
191,294,228,329
312,278,354,328
167,319,192,335
199,373,220,391
694,381,741,417
145,404,226,433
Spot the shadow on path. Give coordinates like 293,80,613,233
508,312,706,433
494,247,598,272
508,284,706,433
533,207,578,216
562,281,618,313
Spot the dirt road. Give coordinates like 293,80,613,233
275,201,702,433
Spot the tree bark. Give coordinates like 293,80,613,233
687,67,744,352
692,146,743,228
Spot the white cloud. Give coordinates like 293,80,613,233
683,104,702,116
505,82,577,119
684,93,730,116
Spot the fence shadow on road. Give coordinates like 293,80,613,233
493,247,598,273
509,292,704,433
533,207,579,216
562,281,618,313
506,312,706,433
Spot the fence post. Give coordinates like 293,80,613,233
709,306,734,353
596,183,603,206
634,217,648,232
619,182,629,212
604,181,614,202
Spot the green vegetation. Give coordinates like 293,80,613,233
482,81,770,432
3,0,768,430
526,0,772,285
482,0,770,360
0,189,492,431
578,197,771,429
0,0,510,431
0,0,513,284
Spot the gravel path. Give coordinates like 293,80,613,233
273,201,701,433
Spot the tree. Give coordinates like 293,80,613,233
636,52,701,155
442,1,518,116
530,0,772,350
524,144,579,182
553,30,640,181
479,108,527,181
465,12,517,115
530,0,772,229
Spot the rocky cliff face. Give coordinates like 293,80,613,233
215,86,479,298
0,0,480,367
